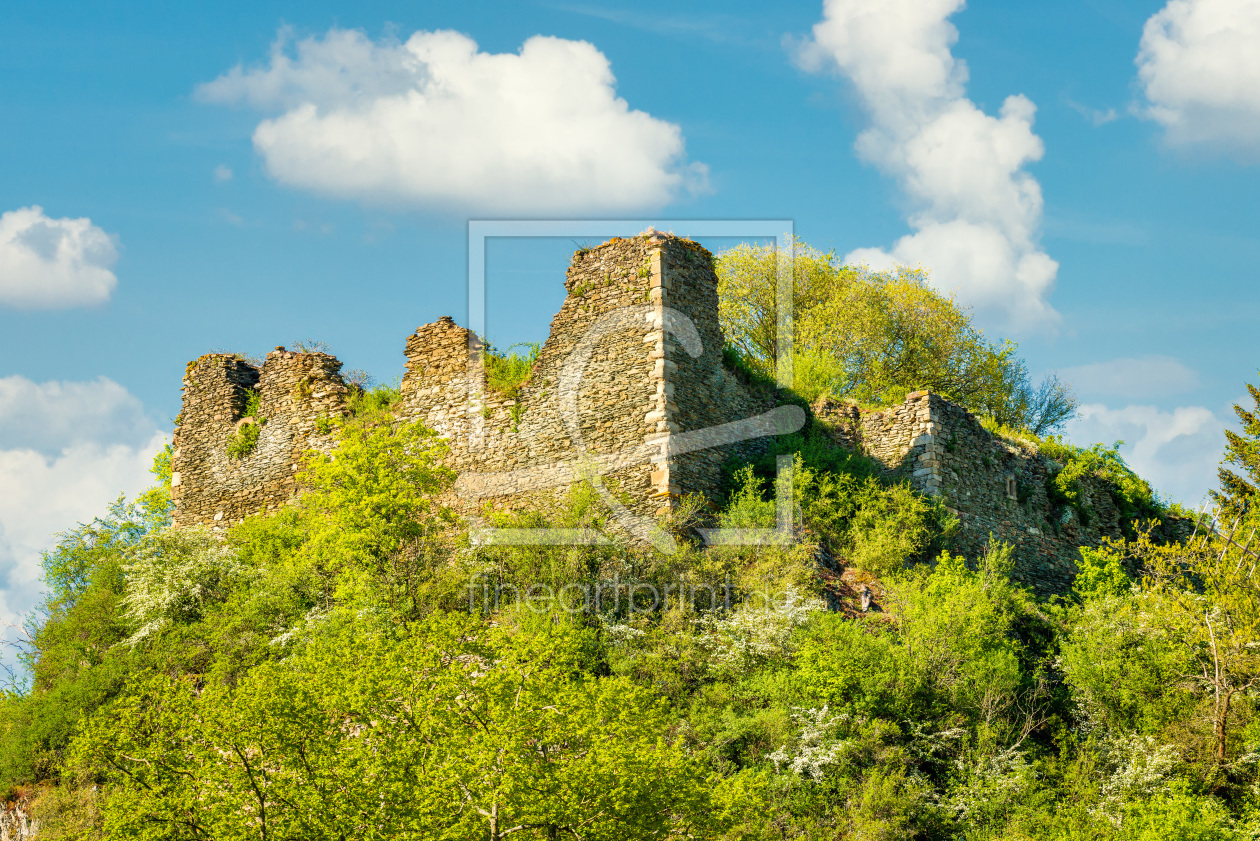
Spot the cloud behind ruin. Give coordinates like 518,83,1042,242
795,0,1059,332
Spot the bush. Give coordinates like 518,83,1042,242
1040,438,1162,526
296,417,458,617
848,482,937,579
121,527,249,645
718,429,950,580
344,380,402,426
484,341,540,400
225,421,260,458
0,494,162,787
225,389,265,459
1073,544,1132,601
1058,592,1199,743
884,547,1032,731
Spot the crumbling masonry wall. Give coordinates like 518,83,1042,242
172,233,776,532
171,349,349,528
814,392,1189,593
399,233,772,522
170,232,1185,592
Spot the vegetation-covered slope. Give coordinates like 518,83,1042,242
2,387,1256,839
4,247,1258,839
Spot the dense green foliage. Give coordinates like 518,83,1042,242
2,381,1255,840
71,618,716,840
343,379,402,424
0,452,172,785
721,435,955,579
1038,437,1164,525
715,239,1078,434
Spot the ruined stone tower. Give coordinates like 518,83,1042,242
397,231,774,521
170,348,349,528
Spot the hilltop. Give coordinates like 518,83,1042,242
2,235,1255,841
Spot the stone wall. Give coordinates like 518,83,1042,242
656,238,776,502
814,391,1190,592
171,348,349,528
172,233,778,536
169,231,1185,590
400,232,772,526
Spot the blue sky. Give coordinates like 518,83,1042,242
2,0,1259,634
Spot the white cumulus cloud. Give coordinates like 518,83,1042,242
0,375,158,454
197,27,707,213
1066,402,1225,508
0,438,165,623
796,0,1059,331
1059,355,1201,400
0,378,162,664
1137,0,1260,152
0,206,118,309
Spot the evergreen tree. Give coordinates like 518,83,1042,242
1214,373,1260,514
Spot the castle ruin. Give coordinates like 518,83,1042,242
170,231,1181,591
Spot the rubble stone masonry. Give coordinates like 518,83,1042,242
813,391,1191,593
397,232,771,525
171,232,1187,591
173,233,775,532
171,349,349,528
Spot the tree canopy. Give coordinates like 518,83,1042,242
715,238,1078,435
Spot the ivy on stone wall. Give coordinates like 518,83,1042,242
225,390,264,460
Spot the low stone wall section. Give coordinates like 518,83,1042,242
815,392,1190,593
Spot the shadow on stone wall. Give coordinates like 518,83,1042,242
171,233,1191,596
813,392,1193,593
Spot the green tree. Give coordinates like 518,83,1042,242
295,417,458,617
714,236,840,368
72,616,713,840
1061,521,1260,791
714,239,1077,433
1059,587,1199,742
0,446,171,786
1214,372,1260,515
1137,520,1260,778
